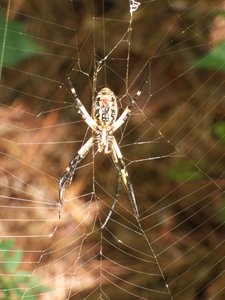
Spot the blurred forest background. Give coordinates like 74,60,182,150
0,0,225,299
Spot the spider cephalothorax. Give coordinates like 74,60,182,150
59,77,144,228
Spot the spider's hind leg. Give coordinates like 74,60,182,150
58,137,93,219
101,175,122,229
116,155,139,219
110,137,139,220
59,154,81,214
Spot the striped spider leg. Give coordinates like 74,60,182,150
101,137,139,228
58,137,93,218
59,76,146,227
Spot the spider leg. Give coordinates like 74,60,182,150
113,78,149,132
59,137,93,218
101,175,122,229
67,76,97,130
110,137,139,219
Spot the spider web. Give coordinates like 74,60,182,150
0,0,225,299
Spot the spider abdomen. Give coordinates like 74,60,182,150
92,87,118,153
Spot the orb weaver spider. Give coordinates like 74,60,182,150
59,76,147,228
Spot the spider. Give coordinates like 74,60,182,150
59,76,147,228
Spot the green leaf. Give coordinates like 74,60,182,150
26,283,51,297
167,161,202,182
214,121,225,143
0,240,14,251
26,274,52,293
221,199,225,223
0,239,50,299
33,284,51,293
216,10,225,18
194,41,225,72
5,249,23,272
0,10,42,67
14,288,27,299
14,271,31,283
21,294,36,300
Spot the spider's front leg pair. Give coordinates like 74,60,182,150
59,77,97,218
